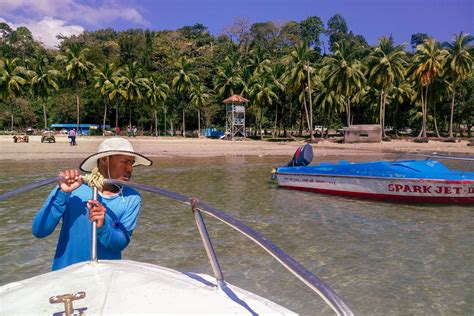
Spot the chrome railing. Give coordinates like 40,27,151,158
0,177,354,316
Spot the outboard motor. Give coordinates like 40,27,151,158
271,144,314,180
287,143,313,167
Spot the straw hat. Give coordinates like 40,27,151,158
80,137,152,172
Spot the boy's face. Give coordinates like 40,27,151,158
99,155,135,181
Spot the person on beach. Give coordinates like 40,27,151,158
32,137,152,270
69,128,77,146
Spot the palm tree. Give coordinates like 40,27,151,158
56,43,94,132
284,42,316,140
268,63,285,138
172,56,198,137
94,63,119,134
0,58,28,131
409,37,448,139
321,41,366,127
190,82,210,137
443,32,473,138
368,36,407,137
120,62,149,128
27,55,60,129
213,54,243,99
313,77,345,137
107,75,127,131
250,75,278,140
146,76,169,136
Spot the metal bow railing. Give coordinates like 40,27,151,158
0,176,354,316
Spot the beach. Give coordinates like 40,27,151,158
1,135,472,161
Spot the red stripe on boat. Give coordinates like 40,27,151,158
280,186,474,204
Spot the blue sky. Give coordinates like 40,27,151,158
0,0,472,48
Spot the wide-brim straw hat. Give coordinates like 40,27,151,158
80,137,152,172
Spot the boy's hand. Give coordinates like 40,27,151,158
87,200,106,228
58,170,83,193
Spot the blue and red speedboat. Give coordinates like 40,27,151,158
274,145,474,204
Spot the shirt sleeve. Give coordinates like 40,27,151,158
96,194,141,252
32,186,70,238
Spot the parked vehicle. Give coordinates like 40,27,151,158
314,126,327,133
13,135,29,143
314,126,328,136
384,126,394,133
26,127,35,135
41,131,56,143
398,127,413,135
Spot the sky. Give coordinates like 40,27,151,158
0,0,472,49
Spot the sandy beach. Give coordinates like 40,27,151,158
1,135,472,162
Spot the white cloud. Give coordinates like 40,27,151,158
0,0,148,48
30,17,85,49
0,0,147,27
0,17,85,49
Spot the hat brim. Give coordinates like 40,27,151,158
80,150,152,172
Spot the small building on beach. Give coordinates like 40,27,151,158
343,124,382,143
50,124,110,135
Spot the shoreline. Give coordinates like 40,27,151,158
0,135,472,162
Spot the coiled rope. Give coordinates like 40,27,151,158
82,167,104,191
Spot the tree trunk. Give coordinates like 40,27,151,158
433,99,440,138
448,87,455,138
303,93,311,133
115,101,119,129
164,109,167,136
42,100,48,130
298,110,304,137
9,98,14,132
306,64,314,141
197,108,201,137
129,102,132,128
273,102,278,138
346,97,351,127
380,90,386,138
182,109,186,137
422,86,428,138
76,94,80,133
102,100,107,136
154,110,158,136
170,117,174,136
259,106,263,140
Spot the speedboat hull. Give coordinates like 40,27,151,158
275,160,474,204
0,260,296,315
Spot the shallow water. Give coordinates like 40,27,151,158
0,155,473,315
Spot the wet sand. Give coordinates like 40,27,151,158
0,135,472,162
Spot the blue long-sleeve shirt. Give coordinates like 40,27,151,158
32,184,142,270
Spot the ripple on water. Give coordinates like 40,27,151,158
0,156,473,315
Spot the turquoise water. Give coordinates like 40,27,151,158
0,155,473,315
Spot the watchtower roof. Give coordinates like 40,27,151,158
223,95,249,104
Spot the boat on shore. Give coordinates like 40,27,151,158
0,177,353,315
273,145,474,204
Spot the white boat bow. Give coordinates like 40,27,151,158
1,259,296,315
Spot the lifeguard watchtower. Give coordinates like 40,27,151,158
224,95,249,140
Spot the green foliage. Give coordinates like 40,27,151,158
326,14,348,50
410,33,429,51
0,18,470,139
299,16,324,52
